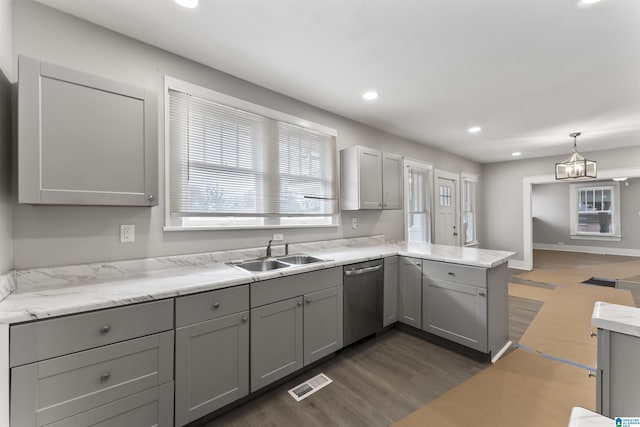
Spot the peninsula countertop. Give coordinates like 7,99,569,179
0,237,514,325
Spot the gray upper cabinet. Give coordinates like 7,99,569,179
18,55,158,206
383,256,399,327
398,257,422,328
340,145,402,210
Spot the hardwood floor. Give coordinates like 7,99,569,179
204,330,487,427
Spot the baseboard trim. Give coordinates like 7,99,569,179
533,243,640,258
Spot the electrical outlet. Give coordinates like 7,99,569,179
351,217,358,230
120,225,135,243
273,233,284,241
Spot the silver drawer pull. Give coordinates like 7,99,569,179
242,316,248,323
99,325,111,334
212,302,220,309
148,194,154,201
306,298,311,304
298,301,303,306
588,371,596,378
345,265,382,276
447,272,455,276
100,372,111,382
590,331,597,338
478,291,486,297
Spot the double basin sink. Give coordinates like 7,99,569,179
228,254,327,272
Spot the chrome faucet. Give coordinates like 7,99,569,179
266,240,289,257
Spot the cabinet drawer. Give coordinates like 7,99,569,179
176,285,249,328
10,331,173,427
251,267,343,307
43,382,174,427
422,260,486,287
10,299,173,367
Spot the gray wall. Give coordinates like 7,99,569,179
0,0,13,274
532,179,640,250
11,0,481,269
482,145,640,261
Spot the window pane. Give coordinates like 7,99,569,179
578,212,611,234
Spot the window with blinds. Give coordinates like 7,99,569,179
461,173,478,246
166,79,339,228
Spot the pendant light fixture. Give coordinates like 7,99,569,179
555,132,597,180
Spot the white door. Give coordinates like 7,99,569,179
403,159,433,243
435,172,459,246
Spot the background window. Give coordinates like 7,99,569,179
461,172,478,246
167,79,338,229
570,183,621,239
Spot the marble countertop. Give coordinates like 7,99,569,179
592,301,640,338
0,237,514,325
568,407,614,427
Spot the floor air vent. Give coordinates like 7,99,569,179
581,277,616,287
288,373,333,402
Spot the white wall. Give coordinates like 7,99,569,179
11,0,481,269
0,0,12,274
482,145,640,262
532,179,640,251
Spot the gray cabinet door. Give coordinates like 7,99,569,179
383,257,399,327
251,297,303,392
303,286,343,365
422,277,487,352
18,55,157,206
358,147,383,209
382,152,402,209
175,311,249,426
398,257,422,328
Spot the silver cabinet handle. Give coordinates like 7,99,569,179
100,372,111,382
212,302,220,309
345,265,383,276
297,301,303,306
588,371,596,378
590,331,597,338
242,316,248,323
148,195,154,201
99,325,111,334
447,272,455,276
478,291,486,297
306,298,311,304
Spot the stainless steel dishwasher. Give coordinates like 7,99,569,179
343,259,384,346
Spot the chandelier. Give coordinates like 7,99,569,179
555,132,597,180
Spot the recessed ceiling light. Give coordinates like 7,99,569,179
362,91,379,101
468,126,481,133
512,152,522,157
612,177,628,182
175,0,199,8
577,0,601,7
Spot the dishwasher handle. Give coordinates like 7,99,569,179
345,265,383,276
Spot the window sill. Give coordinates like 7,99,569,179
164,224,340,232
570,235,622,242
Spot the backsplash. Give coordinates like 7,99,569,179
13,235,387,292
0,270,16,302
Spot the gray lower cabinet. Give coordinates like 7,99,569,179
596,328,640,417
10,330,174,427
383,256,399,327
422,278,487,351
251,297,304,392
175,311,249,426
303,286,344,365
399,257,422,328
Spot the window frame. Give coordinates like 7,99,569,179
569,182,621,241
461,172,479,247
163,76,340,231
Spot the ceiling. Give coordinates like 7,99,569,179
34,0,640,163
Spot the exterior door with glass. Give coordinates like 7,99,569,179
435,171,459,246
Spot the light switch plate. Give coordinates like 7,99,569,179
351,217,358,230
120,225,135,243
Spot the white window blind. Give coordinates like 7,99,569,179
168,88,338,219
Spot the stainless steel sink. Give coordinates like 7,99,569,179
277,254,325,265
231,259,290,272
